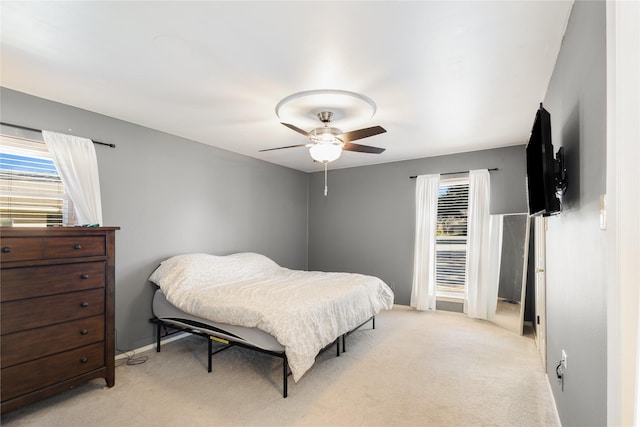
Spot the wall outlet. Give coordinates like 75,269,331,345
561,349,568,369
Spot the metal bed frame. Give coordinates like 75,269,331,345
149,315,375,398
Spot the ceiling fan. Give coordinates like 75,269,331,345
260,111,386,163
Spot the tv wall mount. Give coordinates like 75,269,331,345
554,147,568,196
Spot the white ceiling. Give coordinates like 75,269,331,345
0,1,573,173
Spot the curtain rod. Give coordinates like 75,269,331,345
0,122,116,148
409,167,498,179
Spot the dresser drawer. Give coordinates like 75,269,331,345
1,342,105,402
0,238,44,262
1,289,104,335
1,316,105,368
43,236,105,259
0,262,105,302
0,235,106,262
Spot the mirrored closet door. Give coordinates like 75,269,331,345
491,213,530,335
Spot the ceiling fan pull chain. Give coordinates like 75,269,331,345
324,162,328,196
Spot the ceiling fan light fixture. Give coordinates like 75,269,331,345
264,92,387,192
309,142,343,163
310,126,342,143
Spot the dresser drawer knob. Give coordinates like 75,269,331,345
1,247,10,253
80,357,88,363
81,274,90,279
80,302,89,308
74,244,82,249
80,329,89,335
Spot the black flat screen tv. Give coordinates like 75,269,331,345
526,104,562,216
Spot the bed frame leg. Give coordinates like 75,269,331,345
283,355,288,398
336,339,340,357
208,338,213,373
156,322,161,352
339,315,374,355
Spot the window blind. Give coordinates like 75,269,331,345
0,134,75,226
436,180,469,292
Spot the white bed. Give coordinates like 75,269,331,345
148,252,394,396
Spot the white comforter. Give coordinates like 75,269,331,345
149,252,394,381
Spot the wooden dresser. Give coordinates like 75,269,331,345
0,227,119,414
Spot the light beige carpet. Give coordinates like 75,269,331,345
1,306,558,427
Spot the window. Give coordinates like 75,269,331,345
435,177,469,298
0,133,75,226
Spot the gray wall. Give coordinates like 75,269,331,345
1,86,529,347
542,1,607,426
0,87,309,351
307,145,528,305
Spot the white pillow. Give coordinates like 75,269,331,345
149,252,280,290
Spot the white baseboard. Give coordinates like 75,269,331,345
545,373,563,427
115,332,189,360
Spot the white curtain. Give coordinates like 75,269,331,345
464,169,501,320
42,130,103,226
485,215,504,319
410,174,440,311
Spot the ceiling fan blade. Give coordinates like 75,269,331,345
259,143,308,152
340,125,386,143
281,122,310,137
343,142,386,154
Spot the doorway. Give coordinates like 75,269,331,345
533,216,547,370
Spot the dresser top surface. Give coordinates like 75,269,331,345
1,227,120,238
